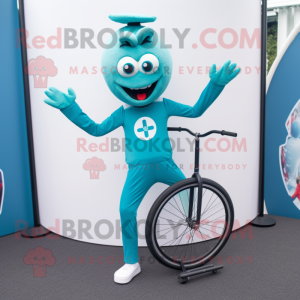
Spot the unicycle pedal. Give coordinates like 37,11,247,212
177,259,223,284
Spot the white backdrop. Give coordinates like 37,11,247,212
24,0,261,245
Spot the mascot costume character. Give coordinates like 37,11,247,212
44,14,240,284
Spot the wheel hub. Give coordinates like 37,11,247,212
186,218,197,229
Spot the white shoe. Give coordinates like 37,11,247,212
114,262,141,284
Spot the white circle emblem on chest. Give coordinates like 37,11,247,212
134,117,157,140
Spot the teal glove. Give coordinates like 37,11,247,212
44,87,76,110
209,60,240,86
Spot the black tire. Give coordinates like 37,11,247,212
146,177,234,270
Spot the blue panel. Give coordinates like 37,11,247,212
265,33,300,218
0,0,34,235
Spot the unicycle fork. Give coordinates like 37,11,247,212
167,127,237,283
188,133,203,230
169,127,203,227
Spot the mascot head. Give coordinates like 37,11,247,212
101,14,172,107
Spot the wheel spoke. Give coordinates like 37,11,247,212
200,192,215,218
158,216,182,223
197,224,222,236
162,208,185,221
181,228,193,260
155,222,183,233
168,198,186,218
160,226,189,247
202,207,225,221
171,226,190,257
200,195,219,218
201,202,223,219
178,227,192,259
156,224,183,240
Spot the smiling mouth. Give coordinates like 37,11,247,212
120,80,158,101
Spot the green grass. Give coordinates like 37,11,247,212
267,22,278,73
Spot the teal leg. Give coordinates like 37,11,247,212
120,165,154,264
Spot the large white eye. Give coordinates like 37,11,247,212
117,57,138,77
139,54,159,75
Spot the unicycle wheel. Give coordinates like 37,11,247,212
146,177,234,270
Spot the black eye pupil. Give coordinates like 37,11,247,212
124,64,134,74
142,62,153,72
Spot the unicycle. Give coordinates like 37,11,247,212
145,127,236,284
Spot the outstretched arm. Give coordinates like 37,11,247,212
164,60,240,118
44,87,124,136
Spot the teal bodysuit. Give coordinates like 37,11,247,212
61,80,224,263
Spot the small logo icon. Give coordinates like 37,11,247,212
83,157,106,179
0,169,4,215
134,117,156,140
24,247,56,277
25,56,58,88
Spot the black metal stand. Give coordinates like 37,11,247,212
21,226,51,239
178,259,223,284
252,215,276,227
251,0,276,228
18,0,52,238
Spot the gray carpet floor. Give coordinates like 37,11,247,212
0,215,299,300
